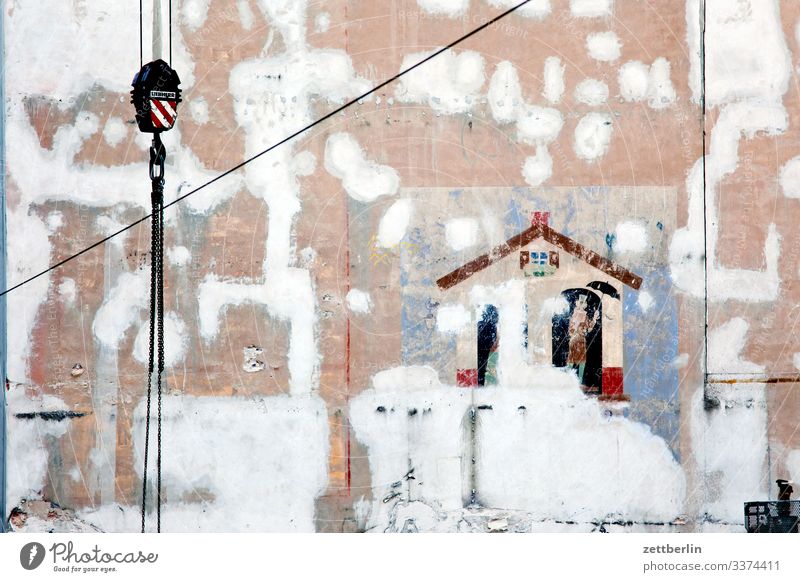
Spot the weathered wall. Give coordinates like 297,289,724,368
3,0,800,532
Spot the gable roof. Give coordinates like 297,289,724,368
436,221,643,291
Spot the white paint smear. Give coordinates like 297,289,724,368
618,61,650,102
350,365,684,531
516,105,563,145
436,304,472,334
779,156,800,198
614,221,648,253
487,61,522,124
377,199,413,248
237,0,255,29
416,0,469,17
102,117,127,148
647,58,676,110
167,246,191,267
574,79,609,106
189,98,209,124
324,133,400,203
486,0,551,19
445,217,479,251
522,146,553,187
59,278,77,306
708,317,763,375
638,290,654,313
133,311,189,368
395,49,485,114
574,113,613,162
688,0,791,106
570,0,613,18
79,395,329,531
181,0,211,31
542,57,565,104
586,31,621,61
346,289,373,314
92,270,149,349
6,386,72,507
314,12,331,33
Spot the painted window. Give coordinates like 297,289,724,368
520,250,558,277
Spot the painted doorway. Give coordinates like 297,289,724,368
477,304,499,386
552,289,602,393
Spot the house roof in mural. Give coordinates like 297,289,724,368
436,221,644,291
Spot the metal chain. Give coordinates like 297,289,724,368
140,183,157,534
142,134,166,533
156,189,164,533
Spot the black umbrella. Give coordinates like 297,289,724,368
586,280,620,300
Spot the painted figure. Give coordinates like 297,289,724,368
567,295,599,385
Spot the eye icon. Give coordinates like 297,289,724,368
20,542,46,570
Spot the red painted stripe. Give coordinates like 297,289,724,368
152,99,175,126
150,111,164,129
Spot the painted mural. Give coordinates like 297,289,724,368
3,0,800,534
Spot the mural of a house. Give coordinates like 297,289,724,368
435,212,642,400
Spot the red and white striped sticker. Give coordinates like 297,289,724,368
149,99,177,129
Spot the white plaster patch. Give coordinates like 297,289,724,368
487,61,522,124
415,0,469,17
92,270,149,349
647,58,677,110
395,49,485,114
638,290,654,313
574,113,613,162
167,246,191,267
787,450,800,486
350,364,685,531
779,156,800,198
542,57,565,104
614,221,648,253
237,0,255,29
189,98,210,124
670,103,785,301
133,311,189,368
486,0,552,19
586,31,621,61
47,212,63,232
516,105,563,145
522,146,553,187
6,386,72,506
79,394,331,532
436,304,472,334
689,0,791,106
540,295,569,316
708,318,763,375
324,133,400,202
291,150,317,177
346,289,372,314
314,12,331,33
377,199,413,248
181,0,211,31
102,117,127,148
570,0,613,18
59,278,77,307
618,61,649,102
6,208,51,381
445,218,479,251
574,79,609,106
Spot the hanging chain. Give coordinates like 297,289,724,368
141,133,166,533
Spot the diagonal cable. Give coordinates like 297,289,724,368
0,0,532,298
